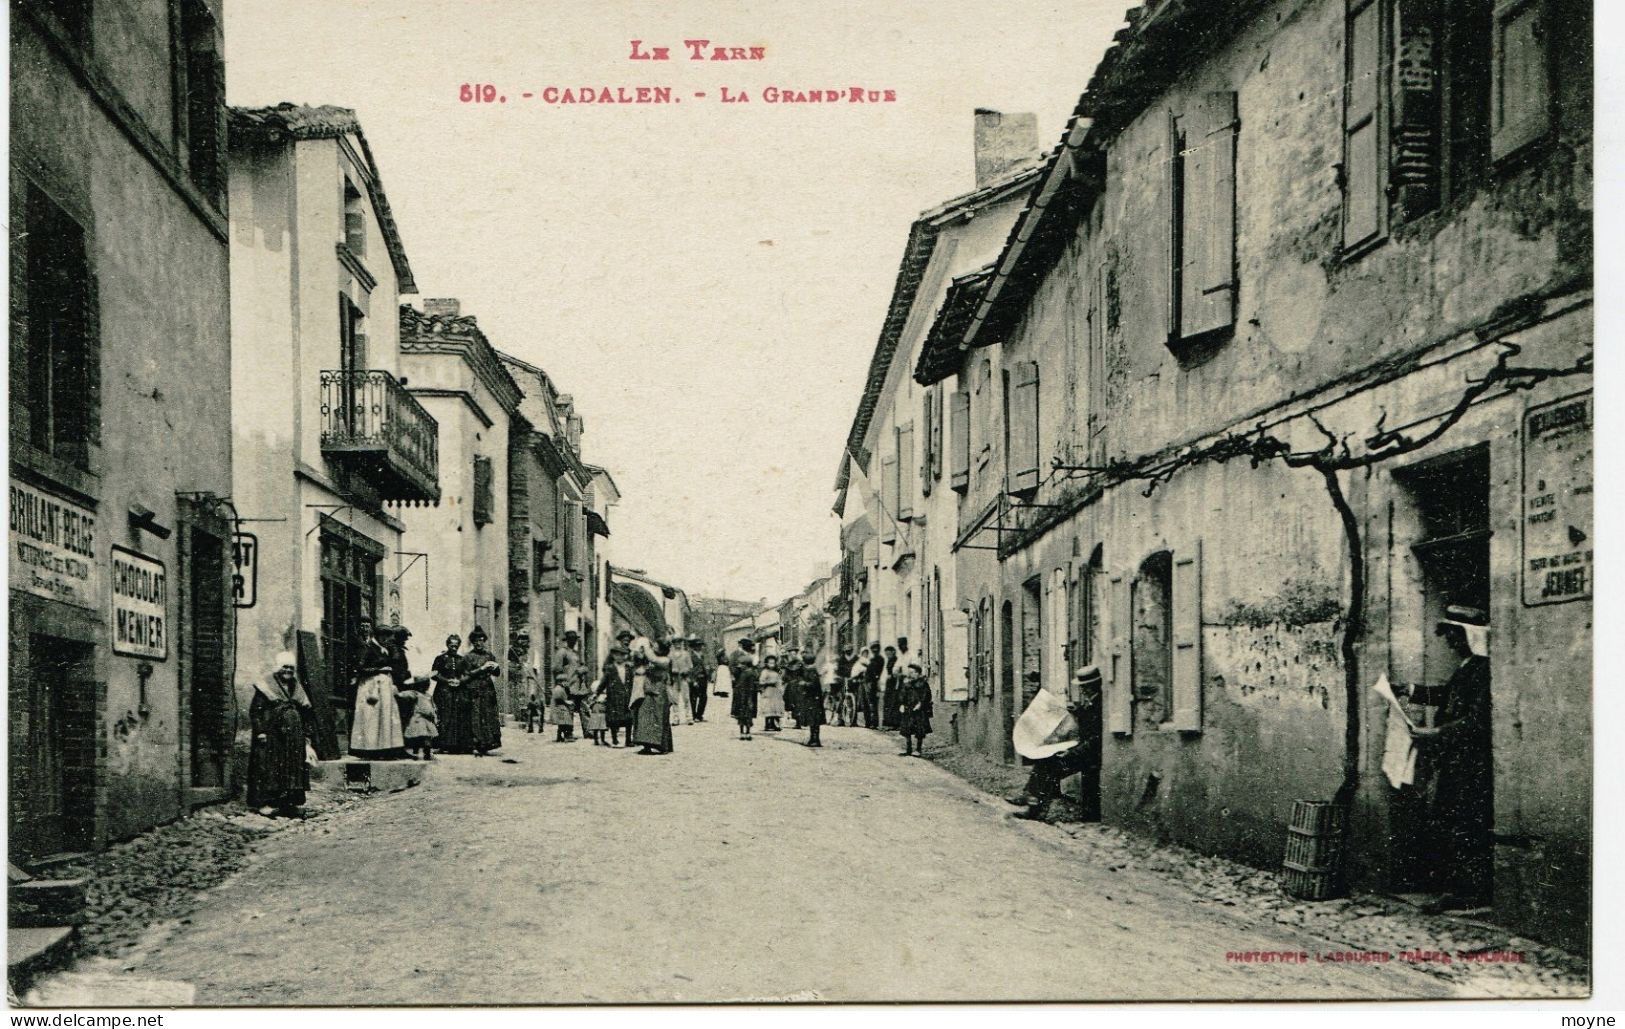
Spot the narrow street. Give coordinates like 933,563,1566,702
58,721,1464,1004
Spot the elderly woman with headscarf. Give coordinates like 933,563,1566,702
351,616,407,759
249,651,314,816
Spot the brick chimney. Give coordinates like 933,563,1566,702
424,298,461,318
973,109,1039,188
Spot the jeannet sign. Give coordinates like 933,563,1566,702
1522,392,1593,607
112,546,168,659
9,478,99,610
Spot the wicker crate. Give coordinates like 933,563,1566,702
1282,800,1346,900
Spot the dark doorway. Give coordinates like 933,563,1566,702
188,527,229,788
1393,447,1493,896
319,528,380,712
999,599,1016,762
15,636,95,859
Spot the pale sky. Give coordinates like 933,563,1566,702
224,0,1126,605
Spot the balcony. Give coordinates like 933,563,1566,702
319,369,440,504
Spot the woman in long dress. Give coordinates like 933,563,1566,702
350,618,406,758
630,647,674,755
248,651,314,815
431,635,470,753
463,627,503,757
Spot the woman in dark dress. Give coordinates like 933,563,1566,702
630,645,674,754
463,627,503,757
729,640,760,739
897,663,933,757
248,651,314,815
431,635,469,753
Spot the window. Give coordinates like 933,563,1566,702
15,184,99,468
949,389,970,492
1168,93,1238,344
177,0,224,207
1114,544,1203,733
1007,360,1040,494
921,390,936,498
1343,0,1542,247
339,295,366,372
976,359,993,477
472,455,494,527
343,178,367,256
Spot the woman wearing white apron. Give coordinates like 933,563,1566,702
350,617,406,758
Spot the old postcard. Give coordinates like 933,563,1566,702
6,0,1595,1007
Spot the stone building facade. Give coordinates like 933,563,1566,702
837,110,1044,734
227,103,433,754
395,301,522,688
501,351,595,711
913,0,1591,951
10,0,235,856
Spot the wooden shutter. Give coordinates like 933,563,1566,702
472,455,494,527
1171,540,1203,732
1107,572,1132,734
563,501,581,571
920,392,934,498
949,389,971,491
1343,0,1384,246
880,456,898,543
1010,361,1040,492
932,385,945,482
1490,0,1550,160
897,422,915,520
943,609,969,701
1180,91,1238,338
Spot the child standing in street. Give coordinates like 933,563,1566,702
549,681,575,742
759,655,784,732
898,662,933,758
586,691,609,745
398,678,438,761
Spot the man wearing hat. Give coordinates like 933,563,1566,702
667,631,696,726
556,629,589,738
598,633,637,745
1404,604,1492,911
1009,665,1103,821
686,636,710,722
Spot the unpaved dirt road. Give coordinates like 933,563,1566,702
108,719,1455,1003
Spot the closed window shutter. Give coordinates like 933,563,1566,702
1180,91,1238,338
1490,0,1550,160
897,422,915,520
880,456,898,544
949,389,971,491
1011,361,1040,492
1343,0,1384,246
1107,572,1132,734
472,456,494,527
943,609,969,701
921,392,933,497
564,501,581,571
1171,540,1203,731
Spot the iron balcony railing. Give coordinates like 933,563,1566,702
319,369,440,503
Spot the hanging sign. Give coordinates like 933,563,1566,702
111,546,168,659
231,532,258,608
9,478,99,610
1522,392,1592,606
